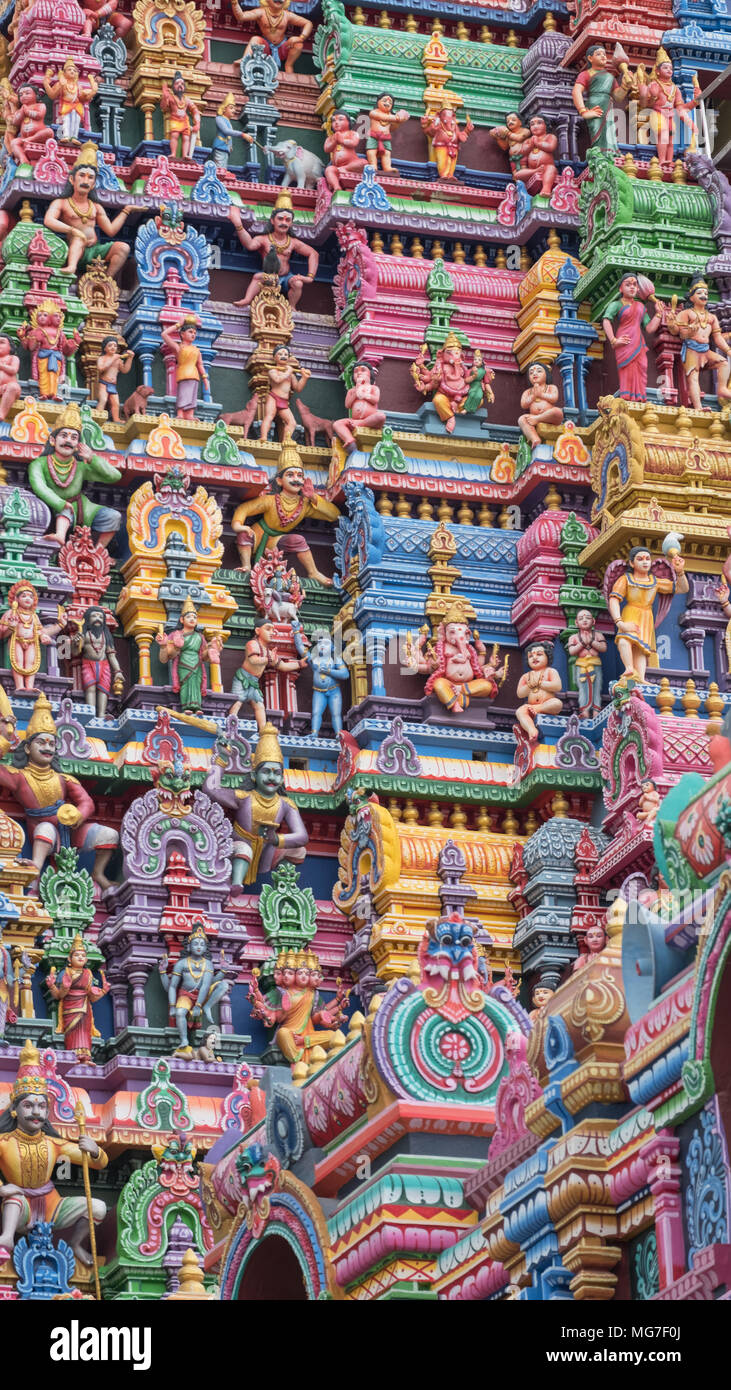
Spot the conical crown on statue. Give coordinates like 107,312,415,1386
56,401,83,433
11,1038,48,1101
252,722,284,768
26,692,57,740
276,435,304,475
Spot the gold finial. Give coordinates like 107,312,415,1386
352,5,366,21
524,808,538,835
378,8,391,25
173,1249,208,1299
681,677,701,718
390,233,404,256
404,12,418,30
545,483,562,510
395,493,411,517
672,158,686,184
604,896,627,943
449,805,467,829
656,677,676,715
474,243,487,266
622,151,638,177
543,10,557,29
456,20,468,39
479,24,493,42
502,808,519,835
371,230,384,254
475,806,490,831
520,245,532,272
376,492,393,516
452,241,466,263
547,228,561,250
387,796,401,820
648,155,663,181
427,801,444,826
706,681,724,735
410,237,424,258
506,28,518,45
19,199,33,222
495,247,507,269
551,790,569,818
403,799,420,823
430,239,444,260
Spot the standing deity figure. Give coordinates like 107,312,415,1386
0,694,119,892
249,948,349,1080
607,544,688,687
333,363,386,453
421,104,473,181
18,300,81,401
0,581,66,692
230,194,319,310
567,609,606,717
0,337,20,421
6,83,54,164
293,621,349,736
232,0,313,73
158,921,230,1058
0,1040,107,1263
96,336,134,421
28,403,123,547
259,345,311,441
156,598,222,716
324,111,365,191
160,73,201,160
411,334,486,433
160,315,211,420
212,93,253,169
366,93,409,174
517,362,563,446
81,0,133,37
489,112,531,176
70,605,123,717
46,934,110,1062
637,48,700,166
204,722,308,897
43,60,98,145
232,437,340,585
602,273,663,403
572,44,634,154
511,116,558,198
515,641,563,742
230,621,304,729
411,603,506,713
666,274,731,410
44,143,134,280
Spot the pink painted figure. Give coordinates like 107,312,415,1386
96,336,134,422
6,84,54,164
366,93,409,173
0,337,21,420
513,116,559,198
602,274,663,402
18,301,81,401
638,49,700,166
410,333,482,433
517,362,563,446
0,581,65,691
572,923,607,972
489,112,530,176
260,346,311,441
324,112,365,191
666,274,731,411
636,778,661,825
333,363,385,453
81,0,133,38
515,641,563,742
232,0,313,75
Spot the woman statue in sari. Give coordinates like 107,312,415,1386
602,274,663,401
572,44,634,154
607,544,688,688
156,597,222,716
46,935,110,1063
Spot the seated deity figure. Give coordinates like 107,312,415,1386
248,948,349,1083
410,601,506,713
158,920,230,1058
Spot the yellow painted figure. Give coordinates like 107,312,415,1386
0,1040,107,1263
608,545,688,685
232,438,339,586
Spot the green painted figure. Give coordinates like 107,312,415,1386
28,403,122,548
572,45,633,154
156,597,222,715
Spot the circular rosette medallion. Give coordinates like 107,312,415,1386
371,978,516,1105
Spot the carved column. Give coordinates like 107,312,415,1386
645,1131,686,1290
128,967,148,1027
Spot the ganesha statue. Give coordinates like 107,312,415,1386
409,600,506,713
